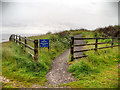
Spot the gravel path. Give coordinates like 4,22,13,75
2,34,119,88
46,49,75,86
2,34,85,88
46,34,85,86
74,34,86,59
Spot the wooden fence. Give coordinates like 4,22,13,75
9,34,38,62
70,37,120,61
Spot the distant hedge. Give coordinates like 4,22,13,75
95,25,120,37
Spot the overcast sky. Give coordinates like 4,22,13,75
1,0,119,34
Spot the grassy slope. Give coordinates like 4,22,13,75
60,31,119,88
2,30,84,87
2,29,119,88
2,42,46,87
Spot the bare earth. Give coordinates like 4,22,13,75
46,34,85,86
46,49,75,86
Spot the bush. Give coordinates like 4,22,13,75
50,35,59,42
95,25,120,37
69,47,118,79
46,31,52,34
57,31,70,38
99,39,112,43
69,61,93,76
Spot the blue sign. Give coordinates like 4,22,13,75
40,39,49,47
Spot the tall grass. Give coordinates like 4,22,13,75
2,31,72,85
67,31,119,88
69,47,119,77
2,29,119,88
2,42,47,84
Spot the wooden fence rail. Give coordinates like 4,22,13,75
9,34,38,62
70,37,120,61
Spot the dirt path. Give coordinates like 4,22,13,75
74,34,86,59
46,49,75,86
2,34,85,88
46,34,85,86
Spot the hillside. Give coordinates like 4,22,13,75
94,25,120,37
1,25,119,88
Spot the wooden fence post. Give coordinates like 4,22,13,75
25,37,27,47
111,38,113,48
11,34,14,41
70,37,74,61
16,35,17,44
118,37,120,56
15,35,16,43
34,40,38,62
12,35,14,41
9,35,12,41
14,35,15,42
19,35,21,44
95,38,98,52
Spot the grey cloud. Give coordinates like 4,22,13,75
1,1,118,34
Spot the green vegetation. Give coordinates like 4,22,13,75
61,31,119,88
2,25,119,88
61,64,118,88
2,42,46,86
95,25,120,37
2,31,72,87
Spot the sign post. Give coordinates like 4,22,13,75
39,39,49,51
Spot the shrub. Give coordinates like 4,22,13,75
69,61,92,76
46,31,52,34
57,31,70,38
99,39,112,43
50,35,58,42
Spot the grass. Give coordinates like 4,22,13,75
2,29,119,88
2,42,47,86
60,31,119,88
2,30,74,87
60,64,118,88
